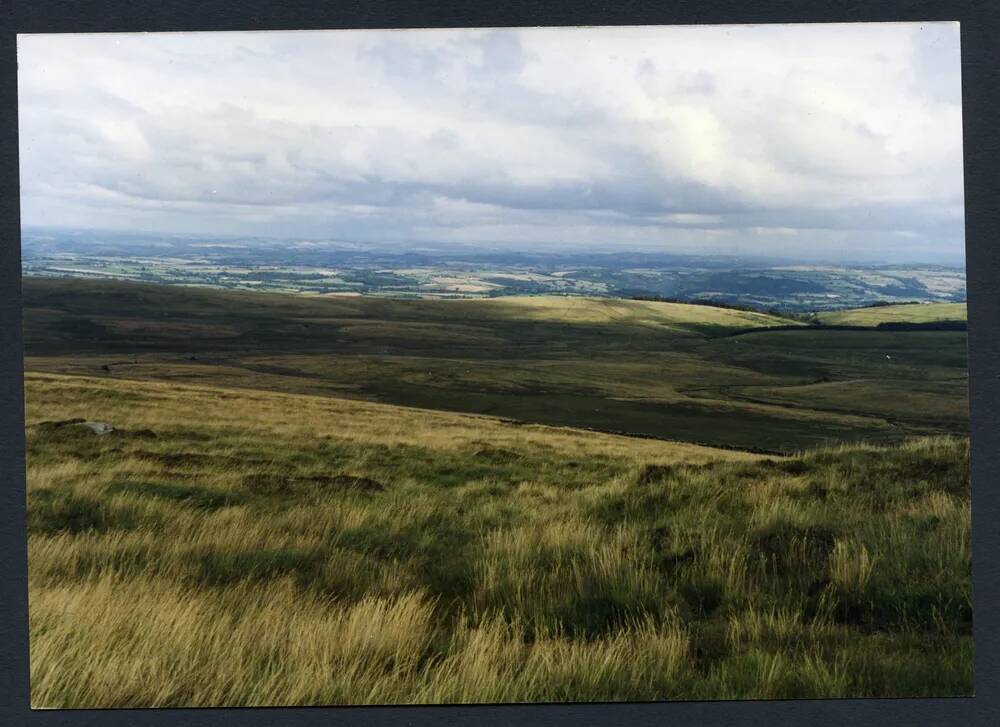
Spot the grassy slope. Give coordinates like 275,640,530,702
818,302,967,326
470,294,800,330
22,278,969,453
26,373,971,706
22,277,797,333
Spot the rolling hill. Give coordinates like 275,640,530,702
22,277,969,453
817,302,967,327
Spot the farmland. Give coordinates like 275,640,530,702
21,228,967,312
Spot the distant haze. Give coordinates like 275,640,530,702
17,24,965,265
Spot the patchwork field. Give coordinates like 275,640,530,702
22,277,972,705
21,230,967,311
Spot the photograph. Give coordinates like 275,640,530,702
17,22,971,707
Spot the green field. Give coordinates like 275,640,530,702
22,277,972,706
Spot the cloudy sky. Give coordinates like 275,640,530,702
17,23,964,263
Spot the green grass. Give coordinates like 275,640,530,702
818,302,967,326
25,374,972,706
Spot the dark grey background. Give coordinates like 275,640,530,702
1,2,997,725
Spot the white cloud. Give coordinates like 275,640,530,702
17,23,965,263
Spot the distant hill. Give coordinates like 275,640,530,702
818,302,967,327
22,229,966,312
20,277,800,344
464,295,799,333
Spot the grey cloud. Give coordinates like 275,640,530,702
16,24,966,263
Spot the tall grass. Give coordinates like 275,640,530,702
24,373,973,706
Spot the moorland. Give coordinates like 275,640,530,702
21,275,972,706
23,278,968,454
